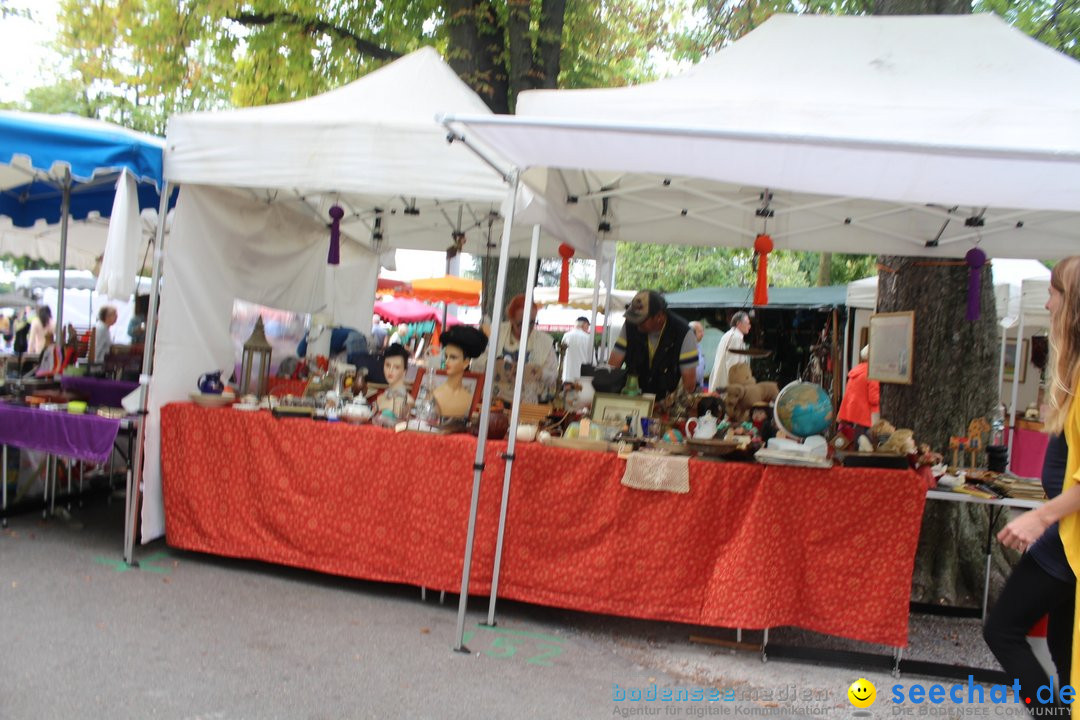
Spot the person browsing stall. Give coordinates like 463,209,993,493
990,256,1080,714
606,290,698,402
27,305,54,355
836,345,880,441
94,305,118,365
561,316,594,384
708,311,750,394
474,294,559,405
689,320,706,391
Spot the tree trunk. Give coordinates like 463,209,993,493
507,0,533,112
480,256,533,322
817,253,832,286
538,0,567,89
876,255,1012,605
444,0,510,114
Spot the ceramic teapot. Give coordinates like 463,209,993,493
685,410,719,440
341,398,374,423
197,371,225,395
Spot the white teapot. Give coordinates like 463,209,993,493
341,397,374,423
686,410,719,440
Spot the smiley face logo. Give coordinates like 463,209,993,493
848,678,876,708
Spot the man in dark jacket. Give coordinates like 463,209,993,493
606,290,698,402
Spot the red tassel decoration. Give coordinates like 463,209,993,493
328,205,344,265
753,234,773,306
558,243,575,304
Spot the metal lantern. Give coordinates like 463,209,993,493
241,316,273,398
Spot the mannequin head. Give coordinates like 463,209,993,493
383,343,409,387
438,326,488,379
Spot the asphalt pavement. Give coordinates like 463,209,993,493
1,494,1026,720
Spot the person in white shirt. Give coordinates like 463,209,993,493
708,311,750,394
474,293,559,405
560,316,594,384
689,320,706,390
94,305,118,365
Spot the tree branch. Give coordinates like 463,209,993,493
228,11,401,61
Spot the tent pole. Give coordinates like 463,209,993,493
125,181,171,566
1006,314,1025,470
55,169,71,360
840,306,852,394
454,172,520,652
589,255,602,356
996,322,1009,407
600,241,617,363
485,223,541,627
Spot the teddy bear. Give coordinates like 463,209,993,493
723,363,780,423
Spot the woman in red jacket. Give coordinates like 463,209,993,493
837,345,880,441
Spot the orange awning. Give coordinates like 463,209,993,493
400,275,481,306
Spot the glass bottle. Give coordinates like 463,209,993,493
990,403,1006,447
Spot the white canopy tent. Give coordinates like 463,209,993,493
447,14,1080,259
443,13,1080,645
136,47,594,554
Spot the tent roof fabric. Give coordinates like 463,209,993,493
0,111,167,229
665,285,848,309
445,14,1080,259
165,47,593,259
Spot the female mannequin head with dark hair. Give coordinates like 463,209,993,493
434,326,488,419
376,343,413,419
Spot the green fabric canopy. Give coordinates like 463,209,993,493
663,285,847,309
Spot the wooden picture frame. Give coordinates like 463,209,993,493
867,311,915,385
592,392,655,428
411,367,485,415
1003,338,1028,384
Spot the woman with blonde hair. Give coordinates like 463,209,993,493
989,256,1080,715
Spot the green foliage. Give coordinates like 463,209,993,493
975,0,1080,59
560,0,671,88
613,242,815,292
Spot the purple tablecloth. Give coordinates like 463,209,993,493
0,402,121,463
60,376,138,408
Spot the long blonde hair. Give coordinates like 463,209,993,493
1044,256,1080,434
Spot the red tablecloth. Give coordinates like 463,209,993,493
160,403,926,647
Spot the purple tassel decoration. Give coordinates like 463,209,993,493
327,205,344,266
965,247,986,321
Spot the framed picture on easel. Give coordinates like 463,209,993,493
868,311,915,385
1003,338,1028,383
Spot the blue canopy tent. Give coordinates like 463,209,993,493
0,110,167,346
0,111,167,563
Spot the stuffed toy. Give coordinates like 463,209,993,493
723,363,779,423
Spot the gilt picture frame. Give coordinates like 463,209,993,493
868,311,915,385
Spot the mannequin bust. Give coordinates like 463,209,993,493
433,326,488,420
376,343,413,419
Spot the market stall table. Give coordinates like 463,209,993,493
60,376,139,408
161,404,928,648
0,400,123,524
